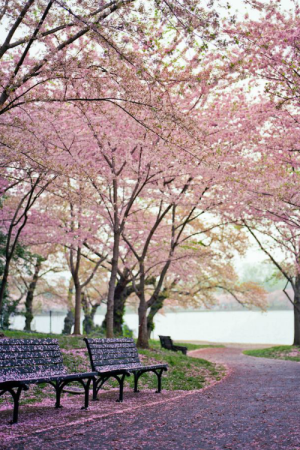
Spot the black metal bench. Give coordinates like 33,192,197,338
159,335,187,355
84,338,168,402
0,338,96,423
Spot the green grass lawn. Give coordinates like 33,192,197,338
244,345,300,362
0,330,226,407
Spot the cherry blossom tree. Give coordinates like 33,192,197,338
122,183,265,347
221,4,300,343
1,0,287,341
0,0,246,337
0,0,224,118
145,224,267,339
0,108,59,311
69,102,187,338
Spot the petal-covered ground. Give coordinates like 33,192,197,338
2,346,300,450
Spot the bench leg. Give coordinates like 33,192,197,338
93,376,108,401
92,377,98,401
51,378,93,410
81,378,92,410
134,371,142,393
8,386,25,424
115,373,127,402
54,382,63,408
133,369,165,394
154,369,164,394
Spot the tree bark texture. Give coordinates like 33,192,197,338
137,300,149,348
73,283,82,335
106,231,120,338
147,294,165,339
102,273,134,335
293,275,300,345
82,291,100,335
62,309,75,334
0,263,10,314
24,258,42,331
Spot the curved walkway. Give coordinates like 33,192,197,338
4,346,300,450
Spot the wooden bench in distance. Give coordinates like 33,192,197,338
159,335,188,355
0,338,96,423
84,338,168,402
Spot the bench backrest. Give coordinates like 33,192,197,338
0,338,66,383
84,338,141,371
159,335,173,350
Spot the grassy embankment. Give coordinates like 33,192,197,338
244,345,300,362
0,330,225,406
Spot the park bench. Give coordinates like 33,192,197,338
159,335,187,355
0,338,96,423
84,337,168,402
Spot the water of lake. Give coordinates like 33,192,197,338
10,310,294,345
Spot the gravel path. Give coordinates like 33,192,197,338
3,346,300,450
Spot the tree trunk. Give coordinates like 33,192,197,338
113,279,131,335
137,299,149,348
102,272,133,335
1,299,19,329
102,295,127,335
82,302,93,334
106,231,120,338
0,262,10,314
113,294,126,335
73,283,82,335
293,275,300,345
82,292,101,335
90,303,99,328
82,292,90,334
147,295,165,339
63,278,74,334
62,309,75,334
24,258,41,331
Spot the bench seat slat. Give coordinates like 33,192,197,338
93,357,140,366
0,357,63,368
94,364,140,373
0,338,58,345
89,349,138,356
94,363,167,373
0,344,59,353
0,363,66,376
87,338,133,344
92,353,139,361
0,350,62,360
129,363,168,371
88,343,136,350
91,357,140,366
0,370,96,385
93,355,140,364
